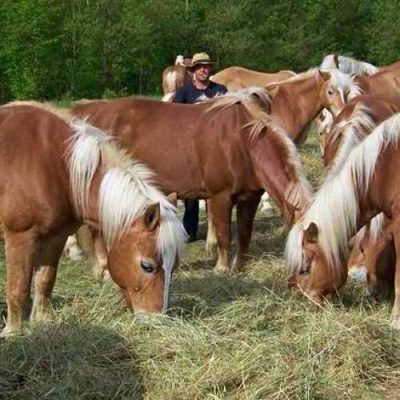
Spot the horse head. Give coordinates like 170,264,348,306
107,203,177,313
287,222,347,299
318,70,359,117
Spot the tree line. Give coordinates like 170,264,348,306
0,0,399,101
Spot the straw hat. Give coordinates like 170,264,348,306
189,52,214,69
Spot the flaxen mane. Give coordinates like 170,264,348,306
207,88,312,213
286,113,400,278
324,103,376,180
320,54,379,76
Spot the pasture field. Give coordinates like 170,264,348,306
1,130,400,400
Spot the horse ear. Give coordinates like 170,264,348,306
144,203,161,231
265,82,280,97
318,70,331,82
167,192,178,207
333,54,339,69
304,222,319,244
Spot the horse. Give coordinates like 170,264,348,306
161,56,192,102
285,113,400,328
0,102,186,336
320,54,379,76
211,66,296,91
266,69,362,143
354,66,400,97
71,89,313,273
73,70,359,271
321,94,400,299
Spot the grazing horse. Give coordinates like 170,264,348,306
72,90,312,273
162,56,192,102
320,54,379,76
321,94,400,299
0,103,186,336
286,113,400,328
211,66,296,91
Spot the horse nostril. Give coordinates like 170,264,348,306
140,260,155,273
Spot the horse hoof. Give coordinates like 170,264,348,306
213,266,230,275
206,242,217,256
0,326,21,338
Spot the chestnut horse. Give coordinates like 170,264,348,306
286,113,400,328
320,54,379,76
72,90,313,273
211,66,296,91
321,94,400,299
267,69,362,143
354,66,400,97
0,103,186,336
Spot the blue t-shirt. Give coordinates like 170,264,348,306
173,81,228,104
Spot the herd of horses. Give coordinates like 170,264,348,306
1,53,400,337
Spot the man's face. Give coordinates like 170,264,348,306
193,64,212,82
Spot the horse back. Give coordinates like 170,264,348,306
70,97,258,197
0,104,74,231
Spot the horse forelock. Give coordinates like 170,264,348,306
294,113,400,277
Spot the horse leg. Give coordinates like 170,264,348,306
63,234,84,261
205,201,218,256
30,233,68,322
233,192,261,271
92,232,110,283
208,193,233,273
2,229,38,336
390,223,400,329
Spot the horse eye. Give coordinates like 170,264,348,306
360,245,364,254
328,89,334,95
299,265,311,275
140,259,156,273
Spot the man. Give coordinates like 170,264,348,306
173,52,227,241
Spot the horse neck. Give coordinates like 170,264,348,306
248,128,311,223
76,172,102,232
272,76,323,139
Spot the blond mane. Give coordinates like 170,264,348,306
324,103,376,181
286,113,400,277
207,87,312,213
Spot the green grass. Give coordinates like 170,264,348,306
1,130,400,400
